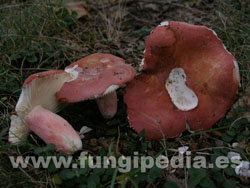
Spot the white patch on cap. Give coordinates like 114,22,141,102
160,21,169,26
65,65,79,82
139,58,145,71
103,85,119,95
100,58,110,63
165,68,198,111
233,60,240,84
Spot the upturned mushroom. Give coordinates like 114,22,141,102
124,21,240,140
9,70,72,143
9,70,84,154
56,53,136,119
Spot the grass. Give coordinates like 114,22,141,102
214,0,250,89
0,0,249,187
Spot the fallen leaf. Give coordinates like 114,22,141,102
240,176,249,185
66,2,90,19
144,4,160,12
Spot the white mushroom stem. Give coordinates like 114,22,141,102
8,115,29,144
96,91,118,119
165,68,198,111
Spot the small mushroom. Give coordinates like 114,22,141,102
56,53,136,119
9,70,72,143
26,105,82,154
124,21,240,140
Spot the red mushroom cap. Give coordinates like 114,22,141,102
56,53,136,103
124,21,240,140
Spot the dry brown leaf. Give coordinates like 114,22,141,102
227,88,250,121
240,175,249,185
144,4,160,11
65,2,90,19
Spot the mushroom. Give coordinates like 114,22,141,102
9,70,72,144
26,105,82,154
56,53,136,119
124,21,240,140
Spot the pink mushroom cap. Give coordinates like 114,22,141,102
26,105,82,154
56,53,136,103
